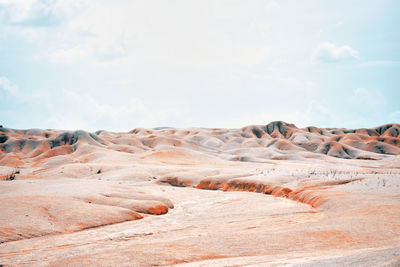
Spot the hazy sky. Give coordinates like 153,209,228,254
1,0,399,131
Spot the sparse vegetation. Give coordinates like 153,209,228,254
5,169,19,181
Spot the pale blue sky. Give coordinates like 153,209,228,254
0,0,399,131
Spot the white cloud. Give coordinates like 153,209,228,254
0,83,182,131
3,1,395,131
49,45,87,64
221,111,301,128
49,38,127,64
266,0,278,9
312,42,359,63
354,88,386,109
10,1,271,67
62,89,134,120
42,89,184,131
0,0,39,23
0,76,48,101
0,0,85,25
0,76,20,96
45,115,88,131
220,101,336,128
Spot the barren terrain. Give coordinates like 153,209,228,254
0,121,399,266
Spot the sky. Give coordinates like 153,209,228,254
0,0,399,131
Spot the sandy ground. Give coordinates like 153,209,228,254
0,122,399,266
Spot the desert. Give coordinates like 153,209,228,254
0,121,399,266
1,1,400,266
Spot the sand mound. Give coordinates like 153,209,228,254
0,195,141,243
0,178,174,243
1,122,400,266
1,122,399,168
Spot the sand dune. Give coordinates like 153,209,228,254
0,121,399,266
1,122,399,167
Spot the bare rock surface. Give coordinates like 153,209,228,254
0,122,400,266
